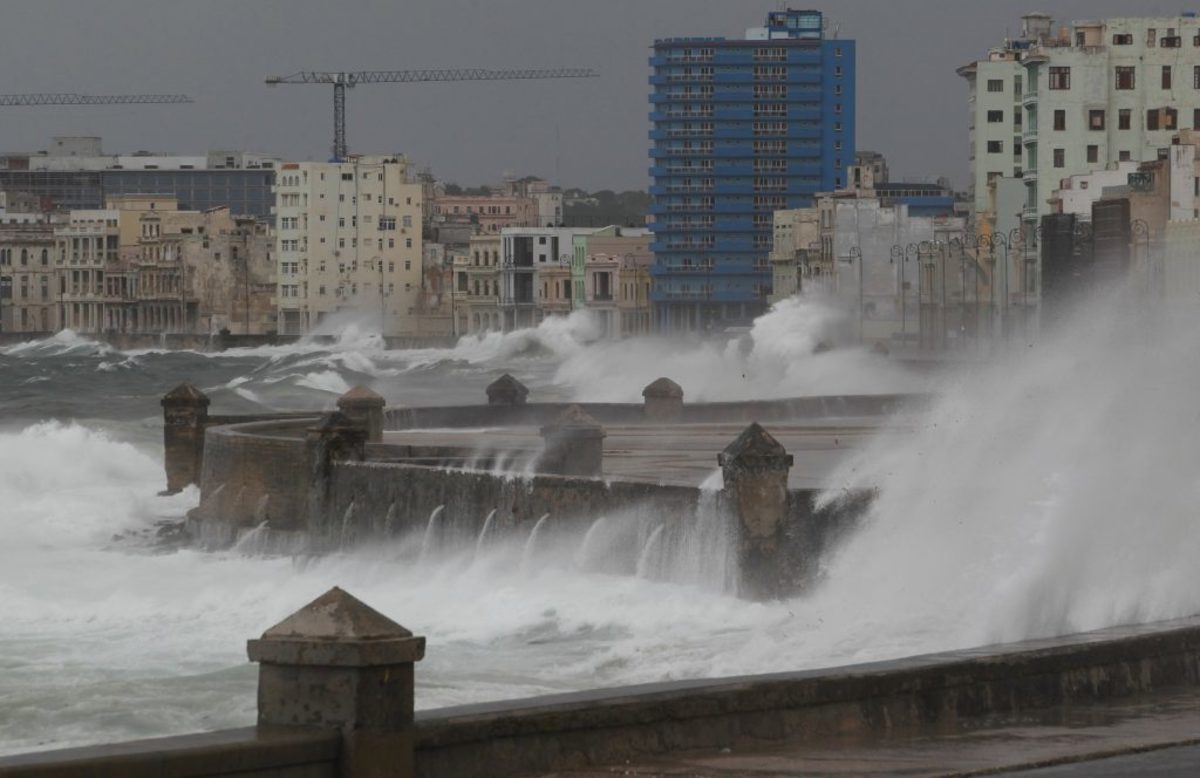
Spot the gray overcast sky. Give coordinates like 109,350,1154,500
0,0,1191,190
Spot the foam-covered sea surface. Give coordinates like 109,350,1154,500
4,293,1198,756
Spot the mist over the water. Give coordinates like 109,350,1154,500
0,289,1194,755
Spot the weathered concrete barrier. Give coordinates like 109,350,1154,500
180,379,879,598
6,590,1200,778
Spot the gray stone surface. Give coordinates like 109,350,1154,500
249,587,427,778
539,405,606,477
337,386,386,443
485,374,529,407
642,377,684,421
161,382,211,494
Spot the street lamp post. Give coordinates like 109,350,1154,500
372,256,386,336
620,252,643,336
838,246,863,343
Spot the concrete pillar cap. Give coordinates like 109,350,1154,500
718,422,794,469
486,373,529,405
247,587,425,668
337,385,386,407
542,404,604,434
642,377,684,399
161,382,210,407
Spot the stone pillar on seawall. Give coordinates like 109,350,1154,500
486,373,529,407
337,385,386,443
305,412,369,538
718,422,795,601
248,587,426,778
642,377,684,421
539,404,606,478
161,382,210,494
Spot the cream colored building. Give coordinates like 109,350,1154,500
55,209,120,333
0,220,57,333
458,234,501,334
768,207,821,304
274,156,422,336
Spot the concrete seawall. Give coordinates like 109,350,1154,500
179,378,894,594
6,602,1200,778
412,616,1200,777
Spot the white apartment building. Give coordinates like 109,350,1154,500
961,12,1200,302
274,156,423,336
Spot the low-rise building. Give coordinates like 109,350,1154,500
0,217,57,333
578,227,652,338
499,226,593,331
459,234,501,333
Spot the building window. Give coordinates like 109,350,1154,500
987,109,1004,123
834,47,843,58
1163,65,1173,89
1194,108,1200,129
1087,145,1099,163
1116,66,1135,90
1048,66,1071,90
987,140,1003,153
1146,108,1176,131
1119,108,1131,130
1054,109,1066,131
1148,28,1157,47
987,79,1004,93
1119,150,1132,161
1089,109,1105,130
1194,66,1200,89
1113,33,1133,45
1053,148,1065,167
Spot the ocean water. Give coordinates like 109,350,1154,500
2,293,1196,756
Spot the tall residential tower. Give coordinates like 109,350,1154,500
649,8,855,331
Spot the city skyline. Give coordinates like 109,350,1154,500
0,0,1193,191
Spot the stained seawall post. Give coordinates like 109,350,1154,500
161,382,211,494
719,422,796,600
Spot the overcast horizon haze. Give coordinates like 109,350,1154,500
0,0,1192,191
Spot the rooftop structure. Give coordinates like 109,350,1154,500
0,137,280,219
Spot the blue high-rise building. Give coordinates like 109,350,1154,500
649,9,856,331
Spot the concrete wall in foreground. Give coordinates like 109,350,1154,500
7,615,1200,778
0,727,338,778
411,617,1200,778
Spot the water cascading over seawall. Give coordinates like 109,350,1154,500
178,376,889,599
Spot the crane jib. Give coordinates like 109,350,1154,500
263,67,598,161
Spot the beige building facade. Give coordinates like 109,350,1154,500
0,220,57,333
275,156,423,336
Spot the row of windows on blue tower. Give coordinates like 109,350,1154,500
649,9,855,331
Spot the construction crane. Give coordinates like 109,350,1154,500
0,93,193,106
265,68,599,162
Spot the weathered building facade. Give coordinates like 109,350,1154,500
274,156,423,336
